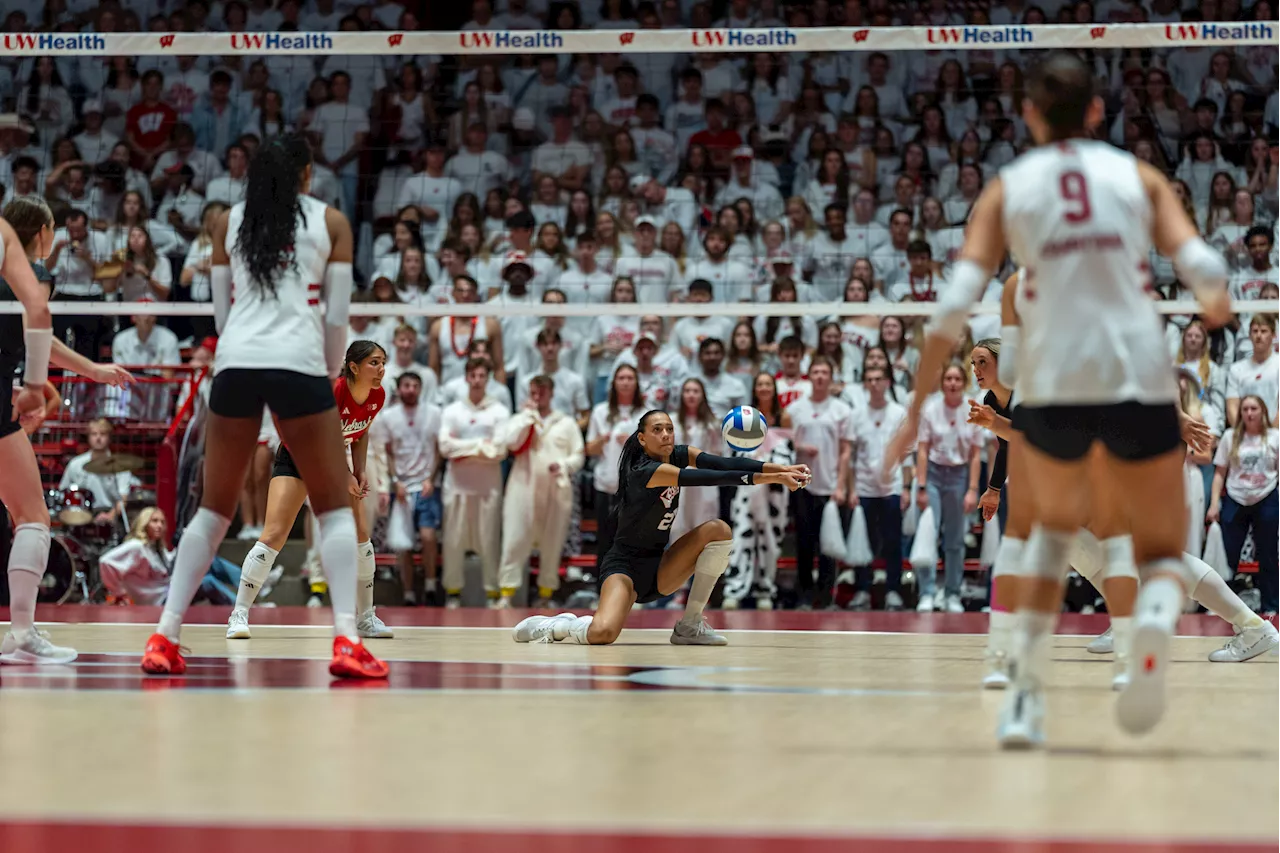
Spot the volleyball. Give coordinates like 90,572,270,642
721,406,768,453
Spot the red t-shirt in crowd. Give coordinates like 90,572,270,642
688,128,742,160
126,100,177,156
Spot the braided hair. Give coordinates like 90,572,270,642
237,132,312,297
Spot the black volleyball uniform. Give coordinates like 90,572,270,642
599,445,691,603
0,263,54,440
984,388,1014,491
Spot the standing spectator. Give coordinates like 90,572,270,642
107,226,172,302
203,144,249,206
126,70,178,172
689,99,742,175
683,227,755,303
190,70,243,157
671,280,734,358
614,216,680,305
788,356,854,610
155,163,205,240
1208,395,1278,615
19,57,74,147
517,329,590,426
446,122,511,198
1227,314,1279,425
379,371,443,606
586,364,641,570
532,106,594,194
805,204,861,301
150,124,224,196
438,357,510,608
846,365,910,611
72,100,120,166
428,275,505,385
498,374,585,608
687,337,747,418
384,324,438,403
668,378,723,543
914,363,982,613
397,139,464,253
45,209,111,359
310,70,369,219
1228,227,1278,304
715,146,785,223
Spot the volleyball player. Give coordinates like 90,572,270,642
140,133,388,679
0,197,132,663
888,53,1232,745
512,411,812,646
226,340,391,639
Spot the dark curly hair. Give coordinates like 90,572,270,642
237,132,312,297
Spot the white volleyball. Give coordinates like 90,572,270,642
721,405,768,452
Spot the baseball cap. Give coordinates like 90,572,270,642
633,331,659,350
511,108,536,132
769,250,794,265
629,174,652,193
82,99,103,115
634,215,659,229
199,336,218,355
732,145,754,160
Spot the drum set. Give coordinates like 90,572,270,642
41,454,151,603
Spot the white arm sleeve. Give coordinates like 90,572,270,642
1173,237,1229,296
998,325,1021,388
929,260,991,340
323,262,354,379
211,265,231,334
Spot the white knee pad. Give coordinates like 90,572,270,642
1025,527,1075,581
1177,552,1215,589
189,507,233,545
1070,529,1105,582
695,539,733,578
992,536,1027,578
8,523,50,577
1101,536,1139,581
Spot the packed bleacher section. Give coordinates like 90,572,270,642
0,0,1276,612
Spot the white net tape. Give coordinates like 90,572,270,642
11,299,1277,318
3,23,1274,55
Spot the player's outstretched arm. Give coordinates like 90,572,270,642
644,462,806,491
687,446,812,483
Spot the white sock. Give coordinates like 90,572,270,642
425,577,438,593
317,509,359,640
235,541,280,610
1186,554,1263,629
158,508,231,642
1011,610,1056,689
681,539,732,625
7,523,49,634
356,540,376,614
1135,570,1184,633
988,609,1015,657
568,615,593,644
1111,615,1134,663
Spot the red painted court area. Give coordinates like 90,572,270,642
0,821,1270,853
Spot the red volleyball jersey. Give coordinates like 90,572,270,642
334,377,386,446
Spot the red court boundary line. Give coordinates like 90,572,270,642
0,821,1269,853
13,605,1247,636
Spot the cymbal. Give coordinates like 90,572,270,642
84,454,145,476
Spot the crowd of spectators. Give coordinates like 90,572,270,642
0,0,1275,609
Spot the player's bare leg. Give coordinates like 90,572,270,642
984,433,1031,689
227,476,307,639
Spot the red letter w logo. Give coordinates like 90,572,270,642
852,29,870,42
926,28,960,43
159,34,175,48
1164,24,1198,39
1089,26,1106,39
458,32,494,48
229,34,263,49
619,32,635,45
690,30,726,47
387,33,404,47
2,34,35,50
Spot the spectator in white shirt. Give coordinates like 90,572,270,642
887,240,947,303
309,70,369,218
613,215,681,304
71,99,120,165
446,121,512,198
203,143,248,206
112,310,181,374
870,209,913,294
715,146,785,223
59,419,142,529
683,226,756,303
155,162,205,240
150,123,224,196
1227,314,1280,426
397,138,464,252
107,225,172,302
1228,227,1279,304
532,105,594,194
805,204,861,302
179,200,229,316
672,279,735,360
687,336,747,418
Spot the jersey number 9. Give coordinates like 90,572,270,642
1059,171,1092,224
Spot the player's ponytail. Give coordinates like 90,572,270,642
611,409,668,517
342,339,387,383
238,133,312,297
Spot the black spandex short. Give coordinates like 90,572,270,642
0,372,20,441
1013,402,1182,462
271,443,301,480
598,546,665,604
208,368,335,421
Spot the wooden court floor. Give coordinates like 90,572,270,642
0,606,1274,853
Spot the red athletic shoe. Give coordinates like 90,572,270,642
329,636,389,679
141,633,187,675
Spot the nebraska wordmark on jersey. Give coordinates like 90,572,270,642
217,195,333,378
1001,141,1175,407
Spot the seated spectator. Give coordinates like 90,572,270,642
686,336,747,417
396,139,463,252
58,419,142,529
203,143,249,206
108,226,172,302
44,160,95,218
446,121,511,198
155,162,205,240
588,275,641,399
151,122,223,196
72,100,121,166
19,57,74,147
190,69,244,157
103,144,156,215
99,507,245,606
715,146,784,223
372,216,426,280
517,328,591,426
887,240,946,303
672,279,734,359
533,106,594,194
242,88,291,145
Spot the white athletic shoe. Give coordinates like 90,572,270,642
226,608,251,639
0,628,77,665
512,612,576,643
1116,617,1171,735
670,616,729,646
848,590,871,611
445,595,462,610
933,589,947,611
721,597,739,611
997,685,1045,749
945,594,964,614
916,594,933,612
884,590,904,611
306,594,324,609
357,609,394,639
1087,627,1113,654
259,565,285,599
756,597,774,611
981,650,1010,689
1111,666,1130,691
1209,622,1280,662
492,596,512,610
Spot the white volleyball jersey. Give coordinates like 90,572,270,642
1001,141,1175,407
217,194,332,378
